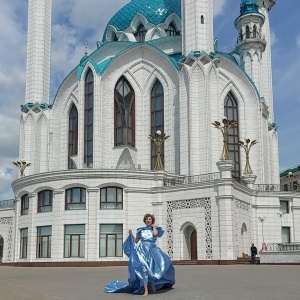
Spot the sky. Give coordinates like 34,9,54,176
0,0,299,200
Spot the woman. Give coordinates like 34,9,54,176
105,213,175,296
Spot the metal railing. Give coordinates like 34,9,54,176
266,243,300,252
164,172,220,186
254,184,300,193
0,199,15,207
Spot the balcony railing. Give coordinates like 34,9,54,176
0,199,15,207
164,172,220,186
266,243,300,252
254,184,300,193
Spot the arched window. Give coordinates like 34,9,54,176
68,103,78,169
84,69,94,167
151,80,164,170
65,188,86,210
224,93,240,178
135,24,147,42
166,23,177,36
114,77,135,147
246,26,250,39
253,25,257,38
111,32,118,41
38,190,53,213
240,30,243,41
21,194,29,216
100,187,123,209
201,15,204,24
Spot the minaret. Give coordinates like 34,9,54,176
256,0,276,121
234,0,266,93
182,0,214,56
25,0,52,104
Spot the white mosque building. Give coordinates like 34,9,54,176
1,0,299,265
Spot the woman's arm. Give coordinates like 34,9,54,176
152,224,158,237
128,229,140,243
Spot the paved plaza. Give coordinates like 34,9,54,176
0,265,300,300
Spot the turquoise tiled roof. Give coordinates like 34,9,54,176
103,0,181,41
240,0,259,15
21,102,52,112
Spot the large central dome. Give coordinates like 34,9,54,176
103,0,181,40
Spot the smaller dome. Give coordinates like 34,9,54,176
240,0,259,15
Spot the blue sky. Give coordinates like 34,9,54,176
0,0,299,199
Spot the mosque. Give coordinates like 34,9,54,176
1,0,299,265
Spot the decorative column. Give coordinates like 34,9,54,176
151,199,164,250
51,190,64,260
87,188,99,260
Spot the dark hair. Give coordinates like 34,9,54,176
143,213,155,224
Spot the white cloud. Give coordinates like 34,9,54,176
296,35,300,47
270,31,278,46
213,0,227,16
0,0,299,199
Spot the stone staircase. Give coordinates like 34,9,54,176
237,254,260,265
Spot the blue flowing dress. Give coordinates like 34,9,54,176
105,226,175,294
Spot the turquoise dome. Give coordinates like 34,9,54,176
240,0,259,15
103,0,181,41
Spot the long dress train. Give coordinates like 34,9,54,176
105,226,175,294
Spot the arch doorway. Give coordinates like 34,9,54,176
0,235,3,262
240,223,249,256
181,223,198,260
190,230,197,260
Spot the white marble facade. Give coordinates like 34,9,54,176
1,0,299,264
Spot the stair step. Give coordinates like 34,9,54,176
174,260,198,265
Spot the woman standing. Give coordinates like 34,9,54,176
105,213,175,296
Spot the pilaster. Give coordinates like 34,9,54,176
27,193,37,261
87,188,99,260
216,160,235,260
51,190,64,260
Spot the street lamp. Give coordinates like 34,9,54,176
212,117,238,160
277,211,284,242
12,160,31,177
285,171,297,190
238,138,258,175
258,216,266,250
148,130,169,170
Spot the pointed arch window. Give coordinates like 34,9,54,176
151,80,164,170
246,26,250,39
111,32,118,41
114,77,135,147
201,15,204,24
68,103,78,169
224,93,240,178
135,24,147,42
84,69,94,167
253,25,257,38
166,23,177,36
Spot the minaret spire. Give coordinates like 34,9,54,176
256,0,276,122
25,0,52,104
182,0,214,56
